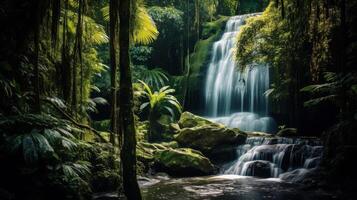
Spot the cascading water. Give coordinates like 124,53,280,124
203,14,323,183
204,14,277,133
221,137,323,181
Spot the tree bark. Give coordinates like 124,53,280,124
109,0,119,145
33,0,42,113
118,0,142,199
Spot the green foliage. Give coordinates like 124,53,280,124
133,66,170,90
148,6,184,34
131,46,154,64
101,0,159,45
301,72,357,109
0,114,94,199
139,81,182,141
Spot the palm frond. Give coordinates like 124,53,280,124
134,67,169,90
102,3,158,45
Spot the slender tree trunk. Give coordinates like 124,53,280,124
235,0,241,15
194,0,200,42
118,0,142,199
62,0,72,104
72,0,84,117
109,0,119,145
182,0,190,109
33,0,42,113
281,0,285,18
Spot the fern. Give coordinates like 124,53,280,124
301,72,357,108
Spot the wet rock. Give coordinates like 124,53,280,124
277,128,297,137
153,148,215,177
241,160,272,178
175,125,246,154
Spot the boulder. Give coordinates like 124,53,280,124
153,148,215,177
175,112,247,162
178,112,223,128
175,126,247,153
242,160,272,178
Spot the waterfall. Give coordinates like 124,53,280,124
221,137,323,180
204,14,277,133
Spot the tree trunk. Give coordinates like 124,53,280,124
235,0,241,15
33,0,42,113
109,0,119,145
118,0,142,199
62,0,72,104
194,0,200,42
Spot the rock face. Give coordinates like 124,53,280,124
153,148,215,177
175,112,247,162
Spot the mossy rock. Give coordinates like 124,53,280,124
136,142,167,163
277,128,297,137
153,148,215,177
175,112,247,162
178,111,223,129
175,126,246,153
246,131,274,138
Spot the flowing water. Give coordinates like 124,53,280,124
204,14,277,133
139,175,335,200
222,137,323,180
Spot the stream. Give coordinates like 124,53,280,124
140,175,336,200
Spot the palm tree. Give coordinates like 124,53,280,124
102,0,159,45
118,0,142,199
139,81,182,142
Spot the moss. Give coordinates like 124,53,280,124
175,126,246,152
137,121,149,142
153,148,215,177
189,16,229,76
187,16,229,93
178,111,223,128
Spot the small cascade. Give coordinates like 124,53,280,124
204,14,277,133
222,137,323,179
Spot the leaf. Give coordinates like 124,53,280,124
92,97,108,105
140,102,150,111
31,131,54,154
62,137,77,150
22,135,38,164
44,129,62,145
303,95,337,107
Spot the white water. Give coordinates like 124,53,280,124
222,137,323,180
204,14,277,133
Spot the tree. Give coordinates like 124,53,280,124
109,0,119,145
118,0,142,199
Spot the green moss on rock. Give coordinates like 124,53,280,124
175,112,247,162
175,126,246,152
153,148,215,177
178,111,223,128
